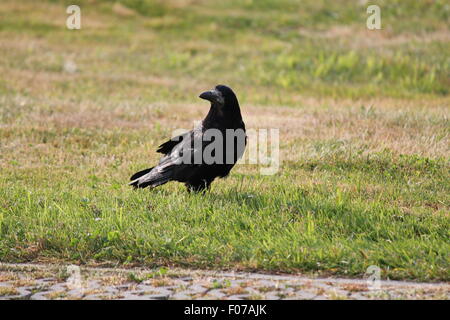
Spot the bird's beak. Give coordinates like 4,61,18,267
199,90,218,102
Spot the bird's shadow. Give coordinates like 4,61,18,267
202,189,276,211
136,182,293,212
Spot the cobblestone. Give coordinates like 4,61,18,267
0,263,448,300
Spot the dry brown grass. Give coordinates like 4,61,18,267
2,95,447,173
222,286,248,295
0,286,19,297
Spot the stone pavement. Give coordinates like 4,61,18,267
0,263,448,300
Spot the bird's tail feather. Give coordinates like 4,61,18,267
130,167,154,181
129,166,172,189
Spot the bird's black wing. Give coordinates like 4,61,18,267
129,126,204,188
156,131,191,155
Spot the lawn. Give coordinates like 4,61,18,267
0,0,449,281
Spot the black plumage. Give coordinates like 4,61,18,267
129,85,246,192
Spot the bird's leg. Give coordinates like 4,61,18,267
186,180,211,193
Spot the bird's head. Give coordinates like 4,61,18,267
199,85,239,109
200,85,243,125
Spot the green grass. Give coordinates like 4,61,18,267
0,0,449,281
0,167,449,281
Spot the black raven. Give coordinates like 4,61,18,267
129,85,246,192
